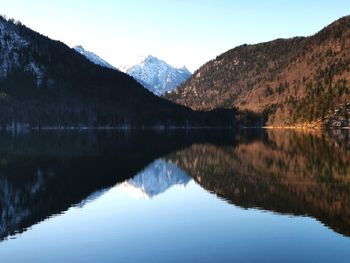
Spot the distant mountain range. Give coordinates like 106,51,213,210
166,16,350,127
73,45,116,70
73,47,192,96
0,16,237,128
121,55,192,96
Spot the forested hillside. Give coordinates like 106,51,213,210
166,16,350,127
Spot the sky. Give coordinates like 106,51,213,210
1,0,350,71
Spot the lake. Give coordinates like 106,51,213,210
0,129,349,262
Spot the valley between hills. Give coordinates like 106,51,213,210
1,15,350,129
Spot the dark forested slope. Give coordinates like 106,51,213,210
0,16,236,128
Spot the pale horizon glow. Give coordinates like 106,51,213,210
1,0,350,71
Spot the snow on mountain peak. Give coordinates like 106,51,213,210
122,55,192,96
143,54,156,61
73,45,116,70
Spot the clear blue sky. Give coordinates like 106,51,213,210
1,0,350,71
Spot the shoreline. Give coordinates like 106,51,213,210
2,125,350,132
262,126,350,130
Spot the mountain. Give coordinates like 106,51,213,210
73,45,116,70
121,55,192,96
120,159,190,199
166,16,350,127
0,16,236,128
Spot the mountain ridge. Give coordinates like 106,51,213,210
73,45,116,70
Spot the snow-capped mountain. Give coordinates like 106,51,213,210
73,45,116,70
120,159,191,199
121,55,192,96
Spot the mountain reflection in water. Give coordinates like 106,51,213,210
120,159,190,199
0,129,349,244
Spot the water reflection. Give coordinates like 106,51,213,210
120,159,190,199
167,130,350,237
0,129,349,244
0,130,234,241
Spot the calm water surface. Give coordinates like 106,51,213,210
0,129,349,262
